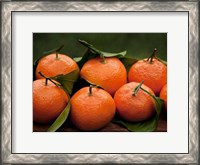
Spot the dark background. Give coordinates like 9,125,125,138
33,33,167,62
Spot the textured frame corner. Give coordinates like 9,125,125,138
1,1,199,164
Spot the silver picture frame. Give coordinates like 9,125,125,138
1,1,199,164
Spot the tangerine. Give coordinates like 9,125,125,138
128,49,167,95
80,57,127,95
33,78,68,123
70,86,116,131
159,84,167,111
114,82,156,122
35,53,79,79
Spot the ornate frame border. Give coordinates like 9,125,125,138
1,1,199,164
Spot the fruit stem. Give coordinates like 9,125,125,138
88,84,100,96
133,80,144,96
147,48,157,63
54,44,64,60
100,53,106,64
38,71,60,87
55,52,59,60
45,78,48,86
38,71,49,86
88,85,93,96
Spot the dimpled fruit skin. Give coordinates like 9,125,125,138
159,84,167,111
114,82,156,122
70,87,116,131
33,79,68,123
80,57,127,96
128,58,167,95
36,54,79,79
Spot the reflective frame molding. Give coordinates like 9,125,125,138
1,1,199,164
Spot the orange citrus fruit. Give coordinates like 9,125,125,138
35,53,79,79
159,84,167,111
80,57,127,96
128,49,167,95
33,79,68,123
70,86,116,131
114,82,156,122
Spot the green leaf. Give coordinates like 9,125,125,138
78,39,127,58
151,95,164,116
74,49,98,68
76,40,127,68
50,69,79,95
140,87,164,116
132,80,144,96
73,57,82,62
101,50,127,58
48,97,71,132
156,57,167,66
119,56,138,72
78,39,100,54
112,115,157,132
112,87,164,132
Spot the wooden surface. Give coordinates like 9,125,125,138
33,112,167,132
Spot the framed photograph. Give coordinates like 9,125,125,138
32,32,167,133
1,1,199,164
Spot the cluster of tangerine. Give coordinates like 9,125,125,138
33,44,167,131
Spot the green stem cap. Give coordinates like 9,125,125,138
100,53,106,64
